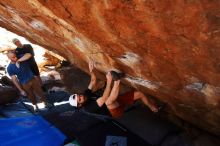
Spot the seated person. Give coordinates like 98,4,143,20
69,61,159,118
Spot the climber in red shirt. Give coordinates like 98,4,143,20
69,61,159,118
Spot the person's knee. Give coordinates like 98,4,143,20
134,91,144,100
105,95,117,105
105,98,114,105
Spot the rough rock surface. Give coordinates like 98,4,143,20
59,65,90,94
0,85,18,105
38,51,62,71
0,0,220,135
59,64,132,95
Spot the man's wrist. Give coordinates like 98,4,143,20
106,81,112,86
113,80,120,86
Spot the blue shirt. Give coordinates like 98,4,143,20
7,61,34,85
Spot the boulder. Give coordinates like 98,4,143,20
0,0,220,135
0,85,19,105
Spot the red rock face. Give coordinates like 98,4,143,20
0,0,220,135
